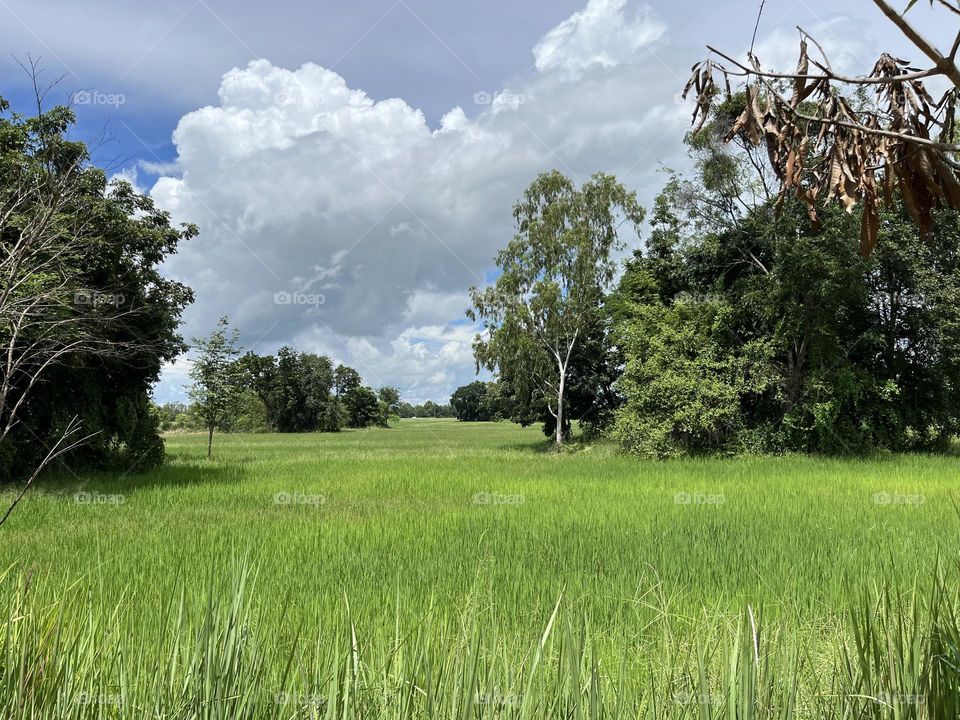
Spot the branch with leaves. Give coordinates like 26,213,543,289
1,61,196,526
685,0,960,255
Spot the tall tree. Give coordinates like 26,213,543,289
450,381,491,421
469,171,644,448
609,113,960,457
343,385,382,428
188,317,242,459
378,387,401,416
0,82,194,524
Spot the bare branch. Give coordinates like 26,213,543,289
0,418,98,529
871,0,960,88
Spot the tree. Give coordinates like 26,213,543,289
397,400,454,418
233,349,345,433
609,132,960,456
0,80,194,524
450,381,495,421
469,171,644,448
333,365,362,397
378,387,401,415
272,348,335,432
188,318,242,458
343,385,382,428
450,380,503,422
686,0,960,254
234,351,279,427
223,391,269,433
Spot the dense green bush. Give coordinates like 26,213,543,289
611,193,960,457
611,297,774,457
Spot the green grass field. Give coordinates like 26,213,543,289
2,420,959,718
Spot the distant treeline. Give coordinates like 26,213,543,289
156,347,456,433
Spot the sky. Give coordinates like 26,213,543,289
1,0,954,403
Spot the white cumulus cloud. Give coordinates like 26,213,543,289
151,0,688,405
533,0,666,79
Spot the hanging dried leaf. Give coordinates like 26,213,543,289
687,24,960,256
793,39,809,107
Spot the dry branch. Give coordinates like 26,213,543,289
685,0,960,255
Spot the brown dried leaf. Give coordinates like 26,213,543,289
793,39,809,107
860,195,880,258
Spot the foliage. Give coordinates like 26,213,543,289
343,384,386,428
397,400,455,418
450,381,500,421
611,164,960,456
333,365,362,396
686,2,960,251
188,317,243,457
271,348,337,432
159,347,402,435
0,96,195,480
469,171,644,447
226,391,270,433
377,387,401,416
611,297,774,458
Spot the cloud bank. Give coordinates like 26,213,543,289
151,0,688,404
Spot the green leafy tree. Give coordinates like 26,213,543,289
234,351,279,428
333,365,362,397
478,382,509,422
234,349,343,433
450,381,495,421
226,391,269,433
344,385,382,428
469,171,644,448
610,111,960,456
188,318,243,458
0,89,194,496
378,387,401,415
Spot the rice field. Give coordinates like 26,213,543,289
1,419,958,718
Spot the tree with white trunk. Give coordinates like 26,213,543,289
468,171,644,449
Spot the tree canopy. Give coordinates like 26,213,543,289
0,94,195,482
609,106,960,456
469,171,644,448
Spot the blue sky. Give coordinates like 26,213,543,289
1,0,949,403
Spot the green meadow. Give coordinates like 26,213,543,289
1,420,958,718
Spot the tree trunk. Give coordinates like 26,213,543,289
555,371,565,450
207,425,213,459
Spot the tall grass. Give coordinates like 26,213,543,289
0,421,957,717
1,559,958,718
